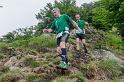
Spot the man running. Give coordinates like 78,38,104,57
75,14,88,59
43,8,82,69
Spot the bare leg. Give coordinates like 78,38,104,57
82,39,88,53
76,38,80,50
75,38,81,59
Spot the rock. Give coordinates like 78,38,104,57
4,56,18,67
33,67,45,74
0,61,4,66
68,78,78,82
9,66,20,71
18,79,26,82
69,67,80,74
93,49,123,63
21,67,33,73
26,55,38,60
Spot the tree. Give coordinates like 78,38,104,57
35,0,84,35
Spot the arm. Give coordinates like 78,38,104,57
85,21,92,33
85,22,89,29
64,14,82,32
72,20,82,32
43,20,56,33
43,28,53,33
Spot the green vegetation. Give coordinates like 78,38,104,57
23,57,40,68
0,69,24,82
26,74,41,82
0,0,124,82
69,72,87,82
98,59,122,78
105,32,124,55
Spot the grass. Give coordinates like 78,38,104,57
97,59,122,78
26,74,41,82
0,42,9,48
0,69,24,82
0,53,5,60
52,76,68,82
9,34,56,52
111,78,121,82
105,32,124,55
79,61,97,79
69,71,87,82
23,57,40,68
0,30,124,82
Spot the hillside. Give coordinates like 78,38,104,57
0,30,124,82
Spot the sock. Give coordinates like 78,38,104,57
60,48,68,64
76,50,80,58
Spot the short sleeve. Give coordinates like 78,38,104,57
50,20,56,30
64,14,73,23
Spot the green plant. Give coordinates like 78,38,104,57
23,57,40,68
98,59,122,78
26,74,41,82
79,61,97,79
52,76,68,82
105,32,124,55
10,39,29,48
0,53,5,60
29,34,56,49
0,42,9,48
0,69,24,82
111,78,121,82
69,72,87,82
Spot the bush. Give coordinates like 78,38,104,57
10,34,56,52
23,57,40,68
105,32,124,55
0,42,9,49
29,34,56,49
111,78,121,82
80,61,97,79
26,74,41,82
0,53,5,60
0,69,24,82
69,72,87,82
10,39,29,48
98,59,122,78
52,77,69,82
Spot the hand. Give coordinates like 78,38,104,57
43,29,48,33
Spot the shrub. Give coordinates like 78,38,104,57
0,42,9,49
69,72,87,82
26,74,41,82
23,57,40,68
10,39,29,48
98,59,122,78
0,53,5,60
29,34,56,49
0,69,24,82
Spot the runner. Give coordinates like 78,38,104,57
43,8,82,69
75,14,88,59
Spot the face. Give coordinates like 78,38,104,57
75,14,80,20
53,10,60,18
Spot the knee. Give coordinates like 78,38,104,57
76,40,80,44
60,42,66,48
57,47,61,54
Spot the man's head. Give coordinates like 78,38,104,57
52,8,61,18
75,14,81,20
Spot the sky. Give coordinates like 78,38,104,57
0,0,97,37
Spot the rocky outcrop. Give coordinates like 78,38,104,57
93,49,124,64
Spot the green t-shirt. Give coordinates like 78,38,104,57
50,14,73,33
75,20,85,34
